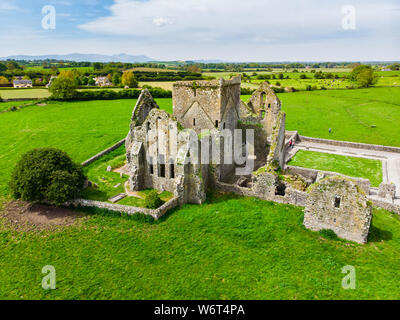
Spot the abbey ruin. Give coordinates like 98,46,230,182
121,76,379,244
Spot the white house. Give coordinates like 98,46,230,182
13,79,33,88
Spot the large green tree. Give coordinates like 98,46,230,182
350,65,377,88
121,71,138,88
49,76,78,100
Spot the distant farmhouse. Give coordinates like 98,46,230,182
13,79,32,88
94,76,112,87
46,76,57,88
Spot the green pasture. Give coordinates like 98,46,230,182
288,150,383,187
278,87,400,147
1,192,400,299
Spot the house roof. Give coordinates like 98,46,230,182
13,80,32,84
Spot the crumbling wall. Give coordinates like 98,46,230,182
266,111,286,168
130,89,160,128
378,183,396,201
247,82,282,138
304,176,372,244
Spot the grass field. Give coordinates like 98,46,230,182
0,88,50,99
0,100,36,112
288,150,383,187
1,192,400,299
202,70,400,91
278,87,400,147
0,87,400,299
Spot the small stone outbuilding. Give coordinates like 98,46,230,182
304,176,372,244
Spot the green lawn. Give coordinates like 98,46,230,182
81,146,128,202
0,88,50,99
0,100,36,112
288,150,383,187
1,192,400,299
0,99,140,196
80,145,173,206
278,87,400,147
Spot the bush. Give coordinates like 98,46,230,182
240,87,256,95
50,87,172,101
144,190,164,209
9,148,86,206
272,87,285,93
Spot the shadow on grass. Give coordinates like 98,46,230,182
368,224,393,242
205,190,243,204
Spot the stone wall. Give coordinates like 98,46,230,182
285,165,371,194
68,197,180,220
304,176,372,244
378,183,396,200
298,135,400,154
81,139,126,167
267,111,286,168
215,171,308,207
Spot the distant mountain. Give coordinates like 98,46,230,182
0,53,154,63
190,59,224,63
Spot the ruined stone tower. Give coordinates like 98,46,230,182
172,76,242,134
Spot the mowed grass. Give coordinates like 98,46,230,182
80,146,173,206
288,150,383,187
0,89,50,99
1,192,400,299
81,146,128,202
278,87,400,147
0,100,36,112
0,99,139,196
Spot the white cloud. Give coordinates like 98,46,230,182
152,16,174,27
0,2,18,11
78,0,398,41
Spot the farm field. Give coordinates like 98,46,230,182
278,87,400,147
202,70,400,91
288,150,383,187
1,192,400,299
0,88,50,99
139,81,175,90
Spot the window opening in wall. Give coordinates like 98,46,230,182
334,195,341,208
215,120,219,128
193,118,196,126
170,163,175,178
160,164,166,178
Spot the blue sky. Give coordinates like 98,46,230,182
0,0,399,61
